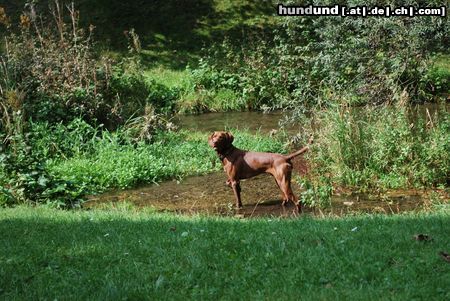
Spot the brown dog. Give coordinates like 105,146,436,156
208,131,311,213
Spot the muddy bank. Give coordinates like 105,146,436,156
85,170,434,218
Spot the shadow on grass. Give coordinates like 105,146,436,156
2,0,276,69
1,207,449,299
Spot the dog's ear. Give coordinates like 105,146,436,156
226,132,234,144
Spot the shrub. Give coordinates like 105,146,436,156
27,118,101,158
145,80,178,114
421,54,450,97
190,38,286,111
0,133,84,208
0,114,178,207
1,1,113,123
0,3,178,207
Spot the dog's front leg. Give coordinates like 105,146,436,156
229,180,242,208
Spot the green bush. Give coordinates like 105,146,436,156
0,3,176,128
145,80,178,114
422,54,450,96
0,4,182,207
298,176,332,209
0,133,84,208
0,114,177,207
190,39,286,111
1,3,110,123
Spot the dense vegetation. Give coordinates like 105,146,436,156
192,5,449,111
0,1,449,208
305,105,449,189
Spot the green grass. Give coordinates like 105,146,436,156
427,54,450,94
432,54,450,72
1,206,449,300
47,129,286,191
141,65,247,114
143,67,192,90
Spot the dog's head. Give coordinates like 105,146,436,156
208,131,234,152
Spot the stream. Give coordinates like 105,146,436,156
85,107,446,217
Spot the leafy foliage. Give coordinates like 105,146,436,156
0,3,179,206
2,2,112,123
0,1,448,207
0,2,177,128
191,0,449,111
47,126,285,191
0,133,84,208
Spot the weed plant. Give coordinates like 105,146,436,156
0,118,286,205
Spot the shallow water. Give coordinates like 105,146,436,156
174,110,299,133
174,103,448,134
85,168,429,218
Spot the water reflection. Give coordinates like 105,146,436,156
174,111,299,133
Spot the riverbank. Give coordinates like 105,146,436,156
2,102,447,209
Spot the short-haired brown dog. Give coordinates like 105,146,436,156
208,131,311,213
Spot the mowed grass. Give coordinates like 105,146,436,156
1,206,449,300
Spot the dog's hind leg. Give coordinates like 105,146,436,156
275,164,302,213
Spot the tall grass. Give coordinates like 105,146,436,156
1,113,287,206
307,104,449,190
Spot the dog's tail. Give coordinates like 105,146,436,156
285,136,314,160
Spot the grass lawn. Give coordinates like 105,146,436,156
1,206,449,300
